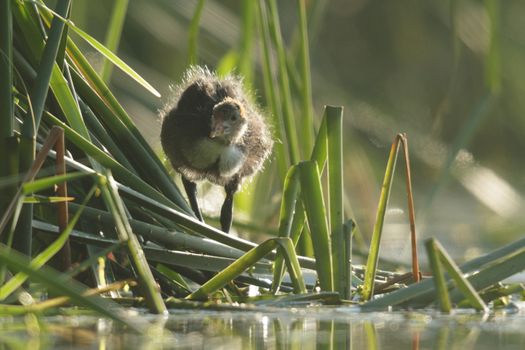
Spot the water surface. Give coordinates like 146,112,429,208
1,305,524,349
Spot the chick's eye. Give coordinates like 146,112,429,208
230,115,238,121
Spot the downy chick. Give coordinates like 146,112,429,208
160,67,273,232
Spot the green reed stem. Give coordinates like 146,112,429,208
296,0,315,154
266,0,300,164
255,0,287,179
0,0,16,240
238,0,255,84
326,106,344,294
101,170,167,314
188,0,205,66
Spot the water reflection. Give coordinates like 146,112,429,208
1,307,524,349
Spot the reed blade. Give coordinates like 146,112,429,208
100,0,129,82
298,161,333,291
188,238,306,300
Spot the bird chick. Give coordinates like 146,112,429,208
160,67,273,232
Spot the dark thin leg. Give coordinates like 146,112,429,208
182,176,203,221
220,178,240,233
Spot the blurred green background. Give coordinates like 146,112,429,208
68,0,524,263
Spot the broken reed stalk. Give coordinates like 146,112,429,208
22,279,137,312
374,272,415,295
425,239,452,312
361,133,420,301
398,134,420,282
362,235,525,310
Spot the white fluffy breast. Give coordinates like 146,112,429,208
218,145,245,177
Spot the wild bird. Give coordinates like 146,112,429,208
160,67,273,232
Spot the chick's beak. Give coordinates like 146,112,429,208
209,114,224,138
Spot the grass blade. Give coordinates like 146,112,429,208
35,0,161,97
100,0,129,83
49,63,89,135
25,0,70,134
21,172,88,194
64,38,162,163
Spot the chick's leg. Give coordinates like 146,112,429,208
182,176,203,221
221,178,240,233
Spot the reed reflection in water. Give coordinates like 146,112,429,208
2,308,524,349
